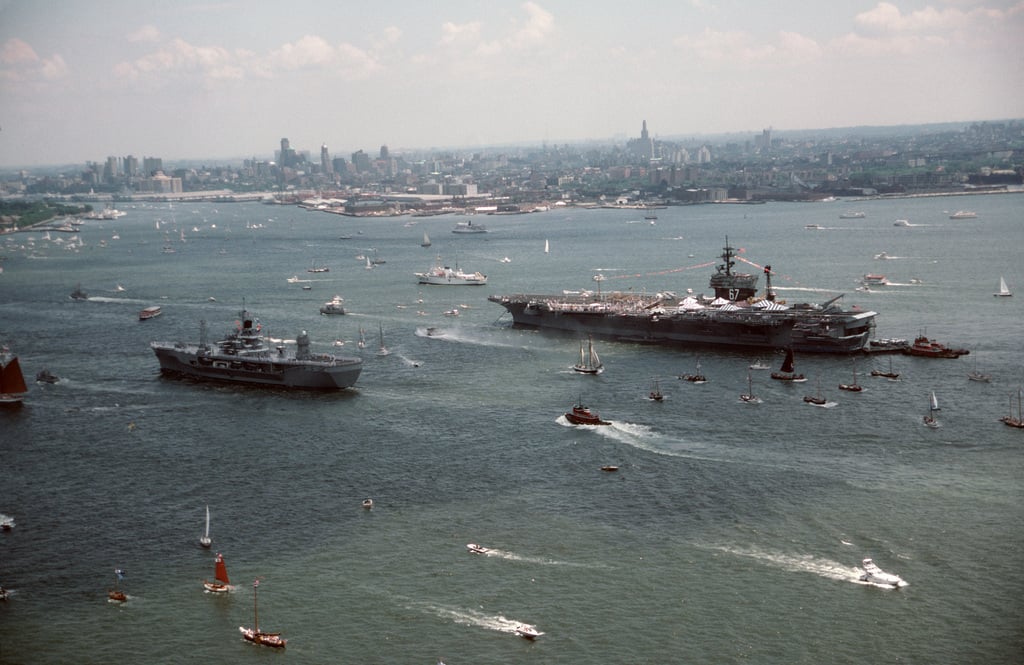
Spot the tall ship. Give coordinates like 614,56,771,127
488,240,876,354
151,308,362,390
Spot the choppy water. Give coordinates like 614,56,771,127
1,194,1023,663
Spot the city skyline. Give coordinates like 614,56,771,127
1,1,1022,168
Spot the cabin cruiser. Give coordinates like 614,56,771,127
858,558,907,588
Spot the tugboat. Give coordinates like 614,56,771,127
902,335,969,359
564,398,611,426
150,305,362,390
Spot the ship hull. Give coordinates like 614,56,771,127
489,295,873,354
151,344,362,390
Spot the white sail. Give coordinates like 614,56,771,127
544,239,549,254
200,505,211,547
995,276,1011,297
929,391,940,411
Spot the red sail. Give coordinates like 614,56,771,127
779,348,795,374
214,554,230,584
1,356,28,395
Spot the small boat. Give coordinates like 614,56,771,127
544,239,549,253
357,326,367,349
70,283,88,300
286,275,300,283
893,219,910,227
839,211,866,219
740,371,761,403
949,210,976,219
804,223,822,230
858,558,907,588
203,552,230,593
679,357,707,383
903,335,968,359
564,398,611,426
362,498,373,510
319,295,346,315
771,348,806,382
838,366,863,392
239,579,286,648
994,276,1012,297
200,505,211,548
108,568,127,603
139,305,162,320
0,346,29,404
870,357,900,380
649,379,664,402
35,368,59,384
0,585,8,601
307,260,329,273
421,231,431,247
748,359,770,371
1001,388,1024,429
573,337,603,374
514,624,542,640
862,274,890,287
923,391,940,428
803,377,827,405
452,220,487,234
967,357,991,382
377,322,390,356
466,543,489,555
600,465,619,472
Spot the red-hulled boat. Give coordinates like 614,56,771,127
565,399,611,426
902,335,969,359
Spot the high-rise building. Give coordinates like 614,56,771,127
321,144,332,175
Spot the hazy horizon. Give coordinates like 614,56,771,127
2,1,1022,168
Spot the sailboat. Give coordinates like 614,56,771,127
199,505,211,548
967,357,991,382
421,231,431,247
771,348,806,382
572,337,603,374
1001,388,1024,429
108,568,127,603
803,377,827,405
203,552,231,593
679,357,707,383
239,579,286,648
544,239,549,254
0,346,29,404
870,357,900,380
838,365,863,392
740,371,761,403
994,276,1012,297
649,379,664,402
923,391,941,428
357,326,367,349
377,322,390,356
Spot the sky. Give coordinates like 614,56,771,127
1,0,1022,167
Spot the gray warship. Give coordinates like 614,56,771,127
151,308,362,389
488,240,876,354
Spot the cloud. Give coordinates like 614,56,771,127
1,38,38,64
128,25,161,43
0,38,68,83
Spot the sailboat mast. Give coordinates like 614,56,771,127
253,580,260,634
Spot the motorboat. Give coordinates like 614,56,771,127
319,295,346,315
139,305,163,320
70,283,88,300
839,211,866,219
949,210,976,219
893,219,910,227
600,465,619,472
466,543,489,555
858,558,907,588
862,274,890,287
362,498,374,510
564,400,611,426
35,368,59,384
514,624,542,640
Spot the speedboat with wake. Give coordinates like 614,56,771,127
858,558,907,588
466,543,489,555
514,624,542,640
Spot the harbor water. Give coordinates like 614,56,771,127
1,194,1022,663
